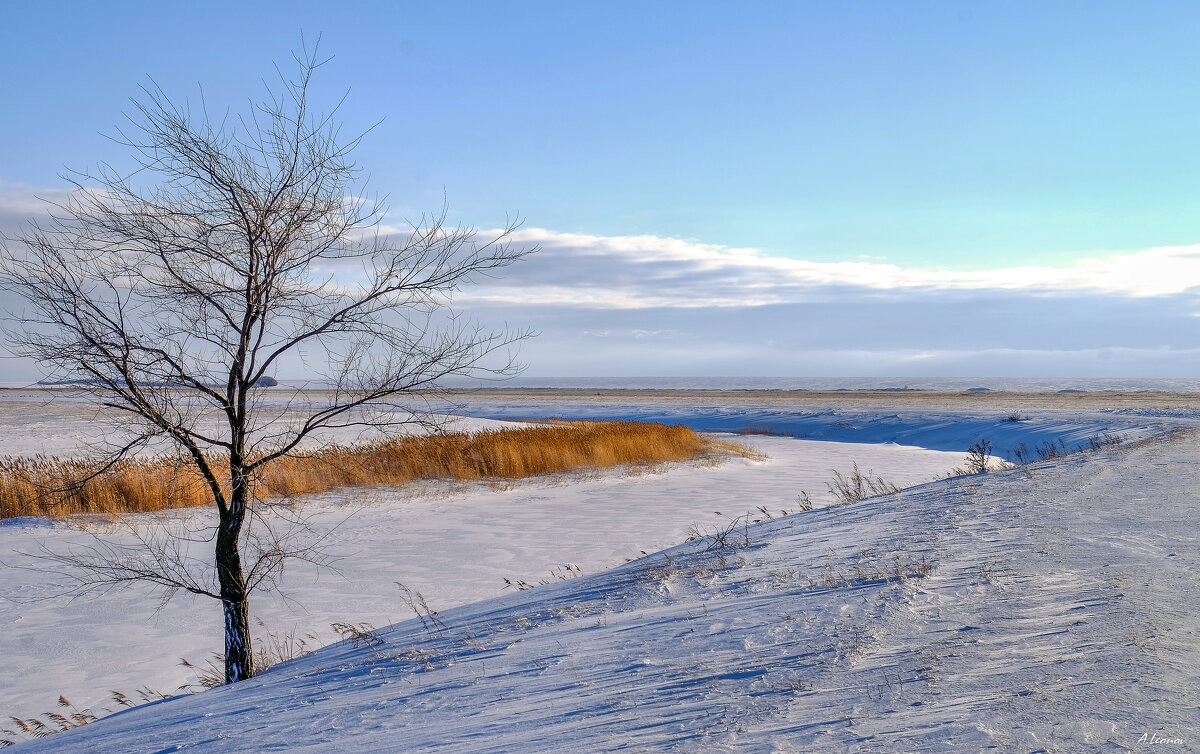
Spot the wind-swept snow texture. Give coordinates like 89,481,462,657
0,437,964,726
20,428,1200,752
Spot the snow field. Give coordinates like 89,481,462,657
0,435,965,727
19,428,1200,751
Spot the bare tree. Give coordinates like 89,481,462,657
0,46,529,684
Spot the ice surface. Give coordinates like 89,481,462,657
451,399,1172,461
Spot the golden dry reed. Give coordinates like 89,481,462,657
0,421,718,519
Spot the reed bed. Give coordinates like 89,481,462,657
0,421,720,519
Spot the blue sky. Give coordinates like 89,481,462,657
3,1,1200,379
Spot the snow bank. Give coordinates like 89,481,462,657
451,399,1174,461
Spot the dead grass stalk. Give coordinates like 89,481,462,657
0,421,718,519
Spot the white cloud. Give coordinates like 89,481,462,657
0,183,73,232
7,183,1199,306
458,228,1200,308
5,183,1200,378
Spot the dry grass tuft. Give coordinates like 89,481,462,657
826,462,901,505
736,426,776,436
0,455,215,519
0,421,724,519
702,437,767,461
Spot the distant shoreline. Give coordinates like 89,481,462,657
4,384,1200,410
442,387,1200,410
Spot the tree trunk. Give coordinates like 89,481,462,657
216,494,253,684
221,593,253,683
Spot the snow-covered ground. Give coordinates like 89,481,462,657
449,398,1174,461
1,423,964,728
0,389,516,459
4,399,1197,751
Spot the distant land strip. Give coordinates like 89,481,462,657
5,385,1200,410
443,388,1200,410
